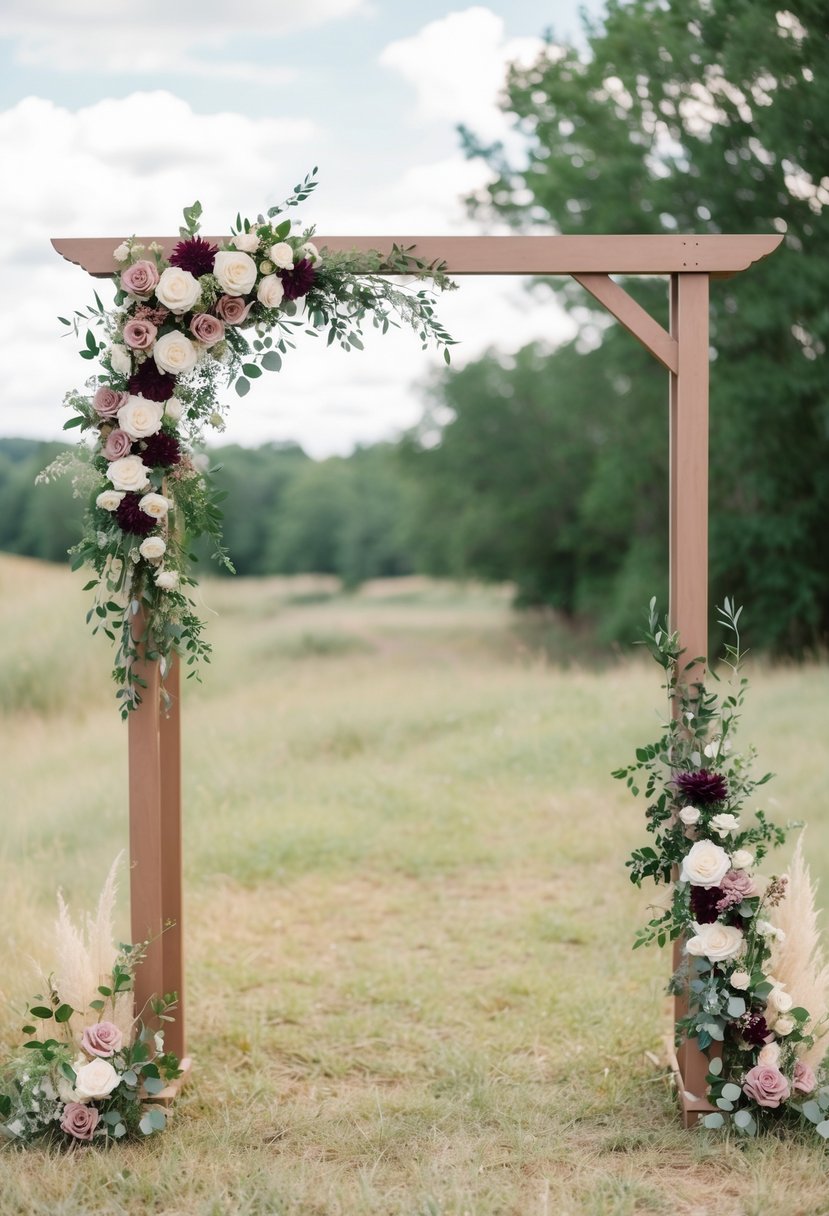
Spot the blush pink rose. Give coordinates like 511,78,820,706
794,1060,817,1094
122,318,157,350
81,1019,124,1057
103,428,133,461
215,295,253,325
60,1101,100,1141
190,313,225,346
93,387,130,419
121,259,160,298
742,1063,791,1108
715,869,757,912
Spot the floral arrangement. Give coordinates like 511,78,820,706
48,169,456,716
617,599,829,1137
0,859,180,1146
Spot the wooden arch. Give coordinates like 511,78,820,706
52,231,783,1123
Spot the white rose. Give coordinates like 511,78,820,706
731,849,754,870
710,813,740,837
155,569,179,590
679,806,701,826
730,969,751,990
767,987,793,1014
213,249,257,296
257,274,285,309
109,344,132,376
231,232,260,253
301,241,321,266
154,330,198,377
117,394,164,440
686,921,744,963
155,266,201,314
107,455,150,492
774,1016,795,1036
74,1058,121,1101
139,492,171,519
757,919,785,941
269,241,294,269
164,397,184,422
679,839,731,888
139,536,167,561
757,1042,781,1066
96,489,125,511
113,242,130,262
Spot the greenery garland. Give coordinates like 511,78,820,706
618,600,829,1137
50,170,456,716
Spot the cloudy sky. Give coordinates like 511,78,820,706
2,0,606,456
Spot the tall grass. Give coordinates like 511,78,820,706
0,556,828,1215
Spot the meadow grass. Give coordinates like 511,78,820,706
0,554,828,1215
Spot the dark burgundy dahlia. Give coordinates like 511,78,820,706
115,492,155,536
741,1015,770,1048
129,360,176,402
690,886,724,925
279,258,316,301
674,768,728,805
168,236,218,277
141,432,181,468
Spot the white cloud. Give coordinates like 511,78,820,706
379,6,545,141
2,0,369,80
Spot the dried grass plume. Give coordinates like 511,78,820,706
771,835,829,1069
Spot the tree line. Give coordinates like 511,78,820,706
2,0,827,654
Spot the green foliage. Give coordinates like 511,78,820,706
450,0,829,653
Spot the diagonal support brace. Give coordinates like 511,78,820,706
572,273,678,373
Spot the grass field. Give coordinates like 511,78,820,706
1,553,828,1215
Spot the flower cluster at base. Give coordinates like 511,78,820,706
616,599,829,1139
0,861,180,1147
52,170,456,716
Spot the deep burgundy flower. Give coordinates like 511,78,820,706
115,492,155,536
279,258,316,301
142,432,181,468
168,236,218,277
129,360,176,402
690,886,724,925
674,769,728,805
741,1015,770,1048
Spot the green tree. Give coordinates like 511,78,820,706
455,0,829,651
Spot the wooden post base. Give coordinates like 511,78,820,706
665,1036,716,1127
146,1056,192,1108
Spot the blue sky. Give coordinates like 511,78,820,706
1,1,607,454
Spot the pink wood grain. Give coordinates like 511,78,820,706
159,655,185,1059
51,233,782,279
572,273,678,372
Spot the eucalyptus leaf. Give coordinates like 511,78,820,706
721,1083,742,1102
708,1057,723,1076
702,1113,725,1130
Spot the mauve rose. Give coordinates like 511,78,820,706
81,1020,123,1058
716,869,757,911
60,1101,100,1142
121,259,160,298
742,1063,791,1108
794,1060,817,1094
190,313,225,346
122,318,157,350
93,387,129,419
215,295,253,325
104,428,133,461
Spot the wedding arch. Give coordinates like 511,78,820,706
52,229,782,1124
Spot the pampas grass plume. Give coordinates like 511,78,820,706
771,835,829,1069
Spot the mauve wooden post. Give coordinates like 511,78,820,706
159,655,185,1059
669,271,712,1126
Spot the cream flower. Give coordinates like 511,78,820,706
686,921,745,963
710,812,741,837
301,241,321,266
155,569,179,590
257,274,285,309
139,493,171,519
767,986,794,1014
74,1058,121,1101
113,242,130,262
231,232,260,253
164,397,184,422
757,1042,782,1067
730,969,751,990
269,241,294,269
155,266,201,314
96,489,125,511
213,249,257,296
107,455,150,493
108,344,132,376
117,395,164,440
679,839,731,888
153,331,198,377
731,849,754,870
139,536,166,561
679,806,701,826
774,1015,795,1036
